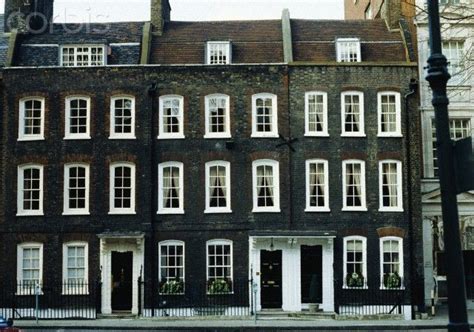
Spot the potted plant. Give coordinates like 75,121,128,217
207,278,232,294
383,272,402,289
159,278,184,295
308,274,320,312
346,272,364,288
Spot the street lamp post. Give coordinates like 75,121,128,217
425,1,471,331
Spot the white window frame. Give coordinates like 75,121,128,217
377,92,402,137
341,91,365,137
18,97,45,141
379,236,404,290
109,162,136,215
109,96,136,139
206,41,232,65
158,162,184,214
64,96,91,140
63,163,90,215
206,239,233,293
336,38,361,62
158,95,185,139
17,242,43,295
62,241,89,295
251,93,278,138
60,45,106,67
17,164,44,216
305,159,330,212
252,159,281,213
343,236,368,289
158,240,185,295
379,160,403,212
342,160,367,211
305,91,329,137
429,116,471,178
204,94,231,138
205,161,232,213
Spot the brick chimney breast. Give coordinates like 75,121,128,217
151,0,171,35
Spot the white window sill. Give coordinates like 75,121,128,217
204,208,233,214
341,133,366,137
342,286,368,290
62,291,90,296
62,211,91,216
63,136,91,140
304,133,329,137
16,291,44,296
379,286,405,291
377,133,403,138
251,133,279,138
305,207,331,213
204,134,232,139
109,135,137,140
158,134,185,140
342,207,368,212
378,207,404,212
18,136,45,142
157,209,185,215
108,211,137,215
17,211,44,217
159,292,185,296
252,208,281,213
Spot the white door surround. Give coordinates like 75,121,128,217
99,233,145,315
249,235,335,312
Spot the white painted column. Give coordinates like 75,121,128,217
100,239,112,315
321,239,334,312
282,247,301,311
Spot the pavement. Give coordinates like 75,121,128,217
12,307,474,331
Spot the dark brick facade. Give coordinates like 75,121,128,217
0,0,424,313
0,62,422,308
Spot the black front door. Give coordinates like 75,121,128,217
301,245,323,303
464,251,474,299
111,251,133,311
261,250,282,309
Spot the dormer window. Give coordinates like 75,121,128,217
61,45,106,67
336,38,361,63
206,42,231,65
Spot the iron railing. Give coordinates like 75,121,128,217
336,286,406,316
0,282,99,320
140,279,252,317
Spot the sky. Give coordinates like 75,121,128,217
0,0,344,22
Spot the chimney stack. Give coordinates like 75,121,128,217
151,0,171,35
5,0,54,33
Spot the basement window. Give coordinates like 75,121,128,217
61,45,106,67
206,42,232,65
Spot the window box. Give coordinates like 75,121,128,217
207,278,232,295
159,279,184,295
345,272,365,288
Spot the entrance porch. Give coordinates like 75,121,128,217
249,231,335,312
98,232,145,315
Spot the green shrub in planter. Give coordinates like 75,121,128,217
346,272,364,288
383,272,402,289
159,279,184,295
207,278,232,294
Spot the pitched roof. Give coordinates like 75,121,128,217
151,20,284,64
291,19,407,62
19,21,144,44
150,18,408,64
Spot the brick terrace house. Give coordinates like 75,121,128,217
0,0,423,318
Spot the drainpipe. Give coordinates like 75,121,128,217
404,78,422,317
148,82,158,317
